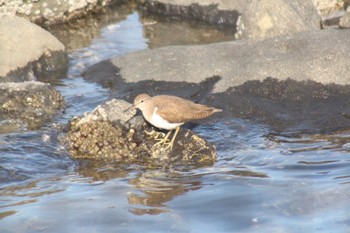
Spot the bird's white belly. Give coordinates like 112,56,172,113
148,108,183,130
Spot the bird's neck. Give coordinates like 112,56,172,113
142,103,156,122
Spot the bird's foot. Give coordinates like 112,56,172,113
146,129,173,151
162,141,174,151
153,141,173,151
153,137,170,148
152,127,179,151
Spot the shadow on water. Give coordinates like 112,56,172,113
1,3,350,233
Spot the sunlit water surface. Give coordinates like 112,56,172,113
1,9,350,233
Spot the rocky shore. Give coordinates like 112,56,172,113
1,0,350,165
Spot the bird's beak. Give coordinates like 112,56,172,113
124,104,136,113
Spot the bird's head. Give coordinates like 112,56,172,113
124,93,151,113
133,93,151,112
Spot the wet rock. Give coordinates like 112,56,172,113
85,29,350,94
0,81,65,131
84,61,220,104
84,28,350,133
211,78,350,133
0,15,67,82
137,0,320,39
48,3,134,52
65,99,217,167
0,0,125,25
137,0,241,27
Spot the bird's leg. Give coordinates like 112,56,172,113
163,126,180,151
153,129,172,147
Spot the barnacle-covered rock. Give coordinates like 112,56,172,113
0,81,65,131
65,99,216,167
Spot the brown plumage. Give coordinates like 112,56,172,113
131,93,221,150
153,95,220,123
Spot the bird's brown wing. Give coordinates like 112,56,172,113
154,95,220,123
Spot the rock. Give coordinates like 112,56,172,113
211,77,350,133
0,15,67,82
137,0,320,39
137,0,241,27
311,0,350,28
0,81,65,131
65,99,217,167
340,12,350,28
236,0,320,39
311,0,344,18
85,29,350,93
75,99,137,128
0,0,123,25
84,29,350,133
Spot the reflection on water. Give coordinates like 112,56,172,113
74,160,131,182
128,170,202,215
1,4,350,233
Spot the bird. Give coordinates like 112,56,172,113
127,93,222,150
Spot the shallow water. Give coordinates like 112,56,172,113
1,6,350,233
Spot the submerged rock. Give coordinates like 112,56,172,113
65,99,217,167
0,81,65,131
137,0,240,27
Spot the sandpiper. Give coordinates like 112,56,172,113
127,93,221,150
